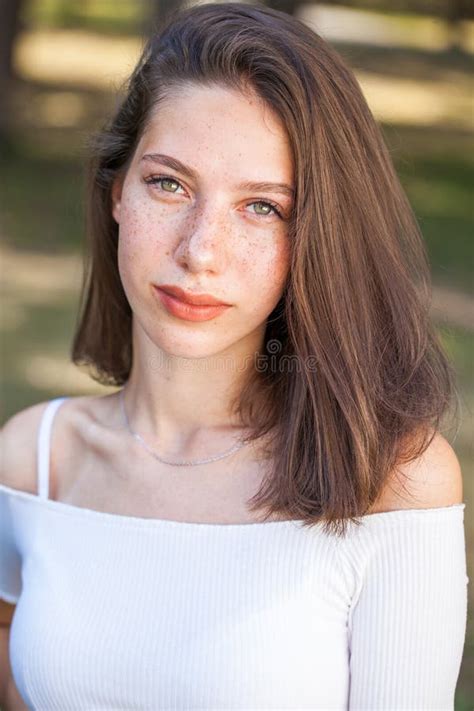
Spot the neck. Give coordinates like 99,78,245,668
119,324,265,458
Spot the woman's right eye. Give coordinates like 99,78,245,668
144,176,185,194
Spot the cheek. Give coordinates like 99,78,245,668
116,202,151,292
117,200,164,274
117,223,139,286
236,231,291,309
118,197,185,260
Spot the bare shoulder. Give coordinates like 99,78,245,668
0,395,112,495
0,400,54,493
370,431,463,513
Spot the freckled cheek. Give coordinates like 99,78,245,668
116,203,152,293
236,234,291,310
118,201,176,264
272,238,291,284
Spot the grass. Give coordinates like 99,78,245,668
1,140,85,255
393,131,474,291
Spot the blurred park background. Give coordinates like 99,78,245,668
0,0,472,705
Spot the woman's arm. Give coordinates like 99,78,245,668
347,435,468,709
0,624,9,707
1,404,53,710
1,607,28,711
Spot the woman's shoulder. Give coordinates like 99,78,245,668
0,394,116,495
1,399,54,493
368,430,463,514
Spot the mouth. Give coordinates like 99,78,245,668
152,285,232,323
156,284,230,306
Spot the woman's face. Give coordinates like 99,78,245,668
112,83,294,361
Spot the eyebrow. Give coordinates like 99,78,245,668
141,153,295,198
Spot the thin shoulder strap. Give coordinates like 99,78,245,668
37,397,69,500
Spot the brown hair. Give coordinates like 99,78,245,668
71,1,459,537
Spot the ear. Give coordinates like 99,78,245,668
111,174,124,224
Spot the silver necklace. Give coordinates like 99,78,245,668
120,387,248,466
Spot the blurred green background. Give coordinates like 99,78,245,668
0,0,472,706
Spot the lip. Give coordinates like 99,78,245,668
156,284,230,306
152,285,232,322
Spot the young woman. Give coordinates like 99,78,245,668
0,2,468,709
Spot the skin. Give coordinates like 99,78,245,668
111,82,294,461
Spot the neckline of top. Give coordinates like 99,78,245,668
0,483,465,530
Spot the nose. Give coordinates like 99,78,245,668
174,200,229,274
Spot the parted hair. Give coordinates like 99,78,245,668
71,1,459,537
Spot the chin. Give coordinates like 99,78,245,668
148,332,237,366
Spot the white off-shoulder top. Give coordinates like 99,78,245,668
0,397,469,710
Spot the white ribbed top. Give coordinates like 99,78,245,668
0,398,469,710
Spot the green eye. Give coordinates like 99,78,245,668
253,202,272,215
160,178,180,192
250,200,281,218
145,176,183,193
162,178,179,193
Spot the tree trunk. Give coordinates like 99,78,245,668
0,0,25,144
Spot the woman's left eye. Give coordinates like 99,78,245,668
144,175,283,219
247,200,282,219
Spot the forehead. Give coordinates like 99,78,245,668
136,83,294,181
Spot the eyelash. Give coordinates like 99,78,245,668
144,175,284,219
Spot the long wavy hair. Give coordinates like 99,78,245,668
71,1,459,537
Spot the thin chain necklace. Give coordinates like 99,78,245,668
120,387,249,466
